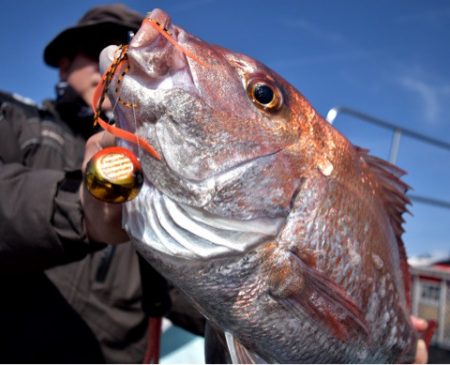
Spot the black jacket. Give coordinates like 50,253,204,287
0,90,204,363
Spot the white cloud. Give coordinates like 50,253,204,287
398,73,450,125
399,76,440,123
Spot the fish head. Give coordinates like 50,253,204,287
99,9,313,258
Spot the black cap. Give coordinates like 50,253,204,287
44,3,143,67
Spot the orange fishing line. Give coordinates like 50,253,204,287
144,18,208,67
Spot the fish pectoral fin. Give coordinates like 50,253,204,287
225,331,266,364
269,252,369,342
300,264,369,341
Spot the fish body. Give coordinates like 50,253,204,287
100,9,417,363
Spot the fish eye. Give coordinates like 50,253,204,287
247,78,283,112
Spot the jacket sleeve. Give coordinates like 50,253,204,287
0,97,102,273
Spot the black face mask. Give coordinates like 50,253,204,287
54,81,103,139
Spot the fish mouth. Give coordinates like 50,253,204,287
130,8,173,49
99,8,198,108
100,8,175,73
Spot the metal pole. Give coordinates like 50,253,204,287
412,275,421,316
327,106,450,151
438,280,447,345
389,128,402,164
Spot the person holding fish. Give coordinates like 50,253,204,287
0,4,203,363
0,2,430,363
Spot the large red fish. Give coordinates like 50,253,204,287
99,8,418,363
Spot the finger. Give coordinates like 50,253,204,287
88,131,116,151
411,316,428,331
82,131,117,170
96,130,116,149
414,339,428,364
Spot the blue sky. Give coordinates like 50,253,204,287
1,0,449,258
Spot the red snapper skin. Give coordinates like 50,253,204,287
101,8,418,363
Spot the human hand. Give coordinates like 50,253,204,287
411,315,432,364
80,131,130,244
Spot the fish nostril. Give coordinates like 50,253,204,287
148,8,172,30
129,20,159,48
130,8,172,49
